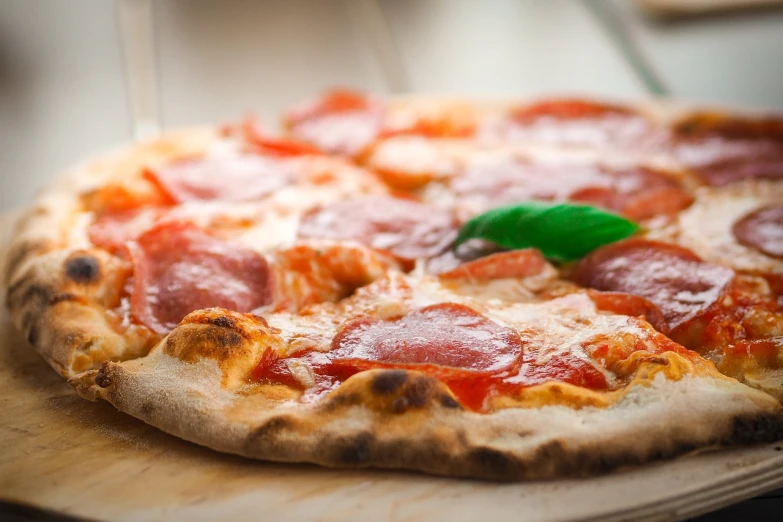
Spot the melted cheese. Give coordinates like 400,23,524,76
659,180,783,277
258,273,676,392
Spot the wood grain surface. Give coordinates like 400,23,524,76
1,212,783,522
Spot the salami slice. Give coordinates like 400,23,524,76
673,114,783,186
330,303,523,373
284,89,384,156
451,158,691,220
147,154,293,203
128,222,273,333
297,196,459,261
437,249,551,281
733,205,783,259
88,207,165,255
573,239,735,331
487,98,658,148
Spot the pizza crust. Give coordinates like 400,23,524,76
70,308,783,480
6,99,783,480
4,128,218,377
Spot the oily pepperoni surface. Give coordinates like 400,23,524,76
330,303,522,373
254,303,615,411
587,290,669,334
506,348,608,390
128,222,273,333
673,114,783,186
732,205,783,259
147,154,293,203
88,207,165,255
436,249,551,281
450,158,691,220
297,196,459,261
284,89,384,156
489,99,657,148
573,239,735,331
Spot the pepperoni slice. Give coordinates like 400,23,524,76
450,158,691,220
733,205,783,259
513,99,635,122
284,89,384,156
221,116,322,157
673,114,783,186
254,303,616,411
88,207,165,255
297,196,458,262
330,303,523,374
573,239,735,331
588,290,669,334
508,349,608,390
146,154,292,203
129,222,273,333
425,240,505,275
437,249,551,281
88,204,255,255
491,99,657,148
86,178,175,216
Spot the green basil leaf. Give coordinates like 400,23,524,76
454,201,641,262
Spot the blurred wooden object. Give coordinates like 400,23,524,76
636,0,783,18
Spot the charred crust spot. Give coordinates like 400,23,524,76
249,416,293,443
323,392,361,411
336,432,373,466
95,363,112,388
26,324,39,345
535,440,567,460
209,315,237,329
20,311,36,334
405,377,432,408
64,255,100,284
219,331,243,347
164,335,177,353
724,413,783,445
471,448,517,478
384,376,439,414
439,394,462,409
187,313,254,341
391,397,409,414
371,370,408,395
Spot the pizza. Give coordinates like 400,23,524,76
5,89,783,480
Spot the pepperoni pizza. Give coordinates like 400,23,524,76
5,91,783,480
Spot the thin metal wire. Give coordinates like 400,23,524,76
583,0,670,97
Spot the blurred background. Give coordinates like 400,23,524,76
1,0,782,213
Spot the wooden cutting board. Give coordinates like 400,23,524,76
1,212,783,522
